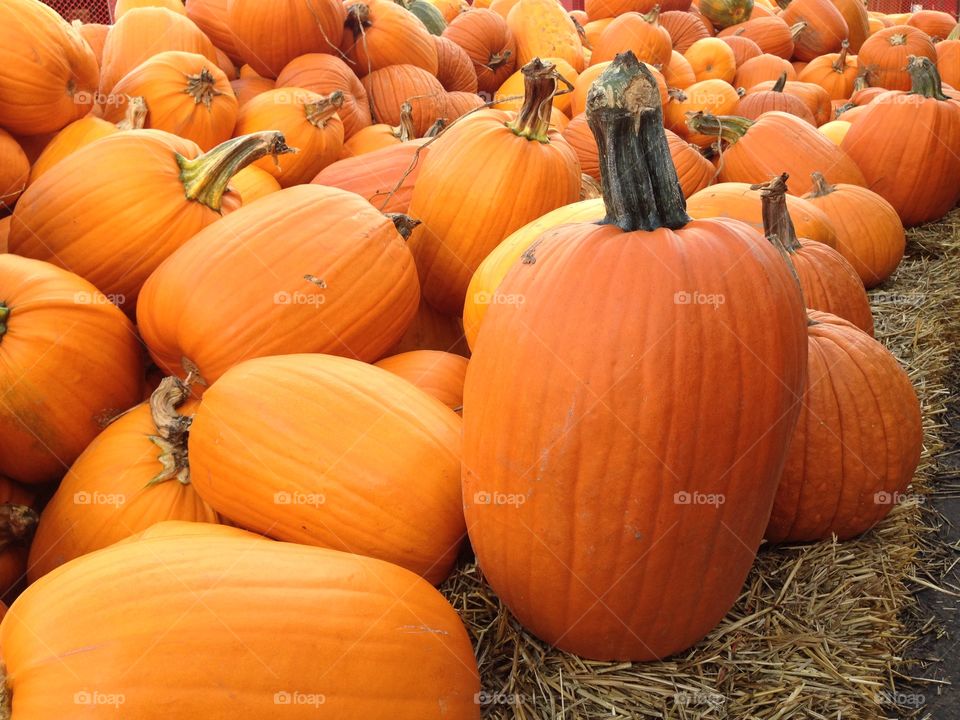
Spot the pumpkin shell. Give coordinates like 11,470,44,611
434,35,480,92
442,8,517,96
186,0,243,62
340,0,440,76
27,117,119,187
362,64,447,136
0,130,29,210
375,350,469,410
858,25,936,90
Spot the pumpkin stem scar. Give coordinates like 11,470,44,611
506,57,561,143
386,213,421,239
184,67,226,110
146,376,194,487
585,51,690,232
177,131,297,213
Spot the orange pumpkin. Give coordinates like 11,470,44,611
828,0,869,52
507,0,584,71
74,21,110,64
685,36,737,83
0,217,9,253
664,79,740,146
26,378,220,583
375,350,469,410
442,8,518,96
0,255,143,485
719,33,763,66
858,25,937,90
228,164,282,204
584,0,657,20
444,90,486,120
719,16,796,59
937,23,960,88
230,75,275,106
340,103,417,157
687,112,865,193
235,89,344,187
592,8,673,66
187,354,465,584
661,9,711,53
744,77,832,125
0,0,99,135
797,40,858,99
3,532,481,719
103,51,238,151
341,0,439,76
0,131,29,211
737,73,816,123
99,8,218,95
363,64,447,136
228,0,347,78
10,131,291,314
779,0,847,62
434,36,480,93
733,53,796,89
391,297,471,356
137,185,419,385
907,10,957,42
663,50,698,88
407,59,580,315
313,140,429,212
275,53,371,139
561,112,600,180
185,0,242,62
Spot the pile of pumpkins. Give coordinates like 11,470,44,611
0,0,956,715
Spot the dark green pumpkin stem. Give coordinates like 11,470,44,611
0,303,8,341
147,376,193,487
772,72,788,92
686,112,754,144
587,51,690,232
179,131,295,212
832,40,850,73
906,55,949,100
186,67,224,109
506,58,561,143
806,171,835,199
0,503,39,551
305,90,344,127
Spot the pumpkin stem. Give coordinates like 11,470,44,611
790,21,807,41
906,55,949,100
116,95,148,130
147,376,194,487
424,117,447,137
0,303,8,341
305,90,344,127
890,32,907,46
487,49,512,72
587,51,690,232
506,58,561,142
772,72,788,92
387,213,421,239
853,67,870,92
344,2,372,35
948,22,960,41
831,40,850,73
185,67,225,110
393,103,416,141
806,171,836,198
685,112,754,145
834,101,854,119
639,4,660,23
0,503,39,552
753,174,802,253
178,131,296,212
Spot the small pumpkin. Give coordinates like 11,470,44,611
592,8,673,67
797,40,858,100
313,140,429,213
858,24,937,90
685,36,737,83
0,131,29,211
434,35,480,92
375,350,469,410
0,255,144,485
661,9,711,53
362,64,447,136
507,0,584,71
719,34,763,66
733,53,797,89
275,53,372,139
737,73,815,123
340,0,440,76
442,8,518,96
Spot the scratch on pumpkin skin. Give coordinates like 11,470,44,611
398,625,449,635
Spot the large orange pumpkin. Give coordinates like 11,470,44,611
936,23,960,88
185,0,243,63
10,131,290,315
0,131,29,211
341,0,439,76
592,8,673,67
779,0,847,61
463,54,807,661
228,0,347,78
733,53,797,88
74,21,110,64
375,350,469,410
0,255,143,485
103,51,238,151
736,73,816,124
841,57,960,226
858,24,936,90
0,0,99,135
743,77,832,125
362,64,447,136
407,59,580,316
137,185,419,386
828,0,869,51
907,10,957,42
442,8,518,96
98,8,218,95
1,533,481,718
187,354,465,584
26,378,220,583
275,53,371,139
766,311,921,543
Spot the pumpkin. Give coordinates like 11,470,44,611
2,533,481,718
185,354,465,583
779,0,847,62
744,77,832,125
858,25,937,90
434,35,480,92
818,118,851,144
442,8,517,96
733,53,796,89
235,89,344,187
229,164,282,204
584,0,657,20
9,131,291,315
592,8,673,67
74,21,109,63
375,350,469,410
0,217,9,253
340,102,417,156
719,16,796,59
757,174,872,333
797,40,858,100
841,57,960,227
114,0,187,17
230,75,275,106
663,50,698,88
228,0,346,78
392,297,471,356
700,0,754,29
935,23,960,88
185,0,242,63
313,140,428,212
507,0,584,72
561,112,600,180
0,480,38,602
444,90,486,119
766,311,921,543
802,172,906,287
664,79,740,146
907,10,956,43
0,131,29,211
462,53,806,661
687,112,866,193
137,185,419,385
407,59,580,315
0,0,99,135
0,255,143,485
737,73,816,123
362,64,447,136
341,0,439,76
828,0,869,52
719,34,763,66
275,53,371,139
26,378,220,583
99,8,218,95
685,36,737,83
687,182,839,246
689,3,715,35
429,0,468,22
103,51,238,151
29,99,147,186
661,9,711,53
404,0,448,34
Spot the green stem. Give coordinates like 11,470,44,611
178,131,295,212
305,90,344,127
639,4,661,24
949,23,960,41
685,112,754,145
506,58,560,143
906,55,949,100
587,51,690,232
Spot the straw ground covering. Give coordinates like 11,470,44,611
441,209,960,719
